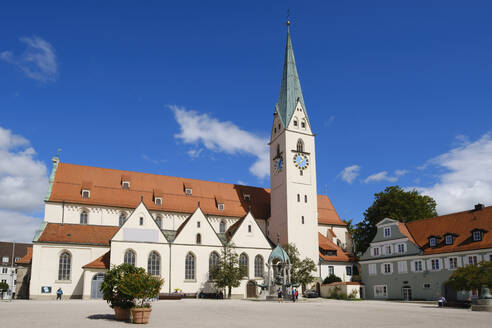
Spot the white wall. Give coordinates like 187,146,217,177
320,262,353,282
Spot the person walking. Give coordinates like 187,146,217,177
295,288,299,301
291,288,296,303
277,288,283,303
56,288,63,300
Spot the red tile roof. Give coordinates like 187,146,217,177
318,233,355,262
16,247,32,264
405,206,492,255
83,251,111,269
37,223,119,245
48,163,345,226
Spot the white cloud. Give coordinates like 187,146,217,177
170,106,269,179
338,165,360,184
413,133,492,214
141,154,167,165
1,36,57,82
0,210,43,243
187,148,203,159
0,126,48,242
364,169,408,184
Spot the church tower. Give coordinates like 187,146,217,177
269,23,319,264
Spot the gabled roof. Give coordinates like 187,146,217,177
16,246,33,265
276,28,308,128
37,223,118,245
83,251,110,269
48,162,344,225
318,233,355,263
405,205,492,255
0,242,32,264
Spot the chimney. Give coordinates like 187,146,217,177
474,203,484,211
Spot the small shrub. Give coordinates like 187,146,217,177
118,271,163,308
101,264,145,309
348,289,359,299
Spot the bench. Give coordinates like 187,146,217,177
158,293,182,300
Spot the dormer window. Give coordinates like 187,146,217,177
293,119,298,127
248,225,252,233
472,230,483,241
301,120,306,129
445,235,453,245
243,194,251,202
122,181,130,190
81,189,90,199
154,197,162,206
183,182,193,196
429,237,437,247
384,227,391,237
218,203,225,211
185,188,192,196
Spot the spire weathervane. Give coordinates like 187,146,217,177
286,9,291,28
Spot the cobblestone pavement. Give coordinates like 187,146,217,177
0,298,490,328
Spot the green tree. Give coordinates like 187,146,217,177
209,245,247,299
0,281,9,293
323,274,342,285
353,186,437,255
118,271,163,307
283,243,317,289
101,263,145,309
447,261,492,297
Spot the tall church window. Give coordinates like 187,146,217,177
58,251,71,281
302,216,304,224
209,252,220,279
124,249,136,266
239,253,248,277
185,253,196,280
276,144,280,157
304,195,307,203
196,233,202,244
219,221,226,233
147,251,160,276
254,255,264,277
155,216,162,229
296,139,304,152
80,211,88,225
119,213,126,227
297,194,300,202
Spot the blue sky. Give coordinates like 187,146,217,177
1,1,492,241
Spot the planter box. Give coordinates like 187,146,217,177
114,306,131,321
131,307,152,324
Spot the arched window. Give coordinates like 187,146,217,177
276,144,280,157
219,221,226,233
296,139,304,152
147,251,160,276
254,255,264,278
124,249,136,266
80,211,88,225
239,253,248,277
301,119,306,129
58,251,71,281
196,233,202,245
155,216,162,229
185,253,195,280
293,117,299,127
209,252,220,279
119,213,126,227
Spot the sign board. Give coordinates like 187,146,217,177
41,286,52,293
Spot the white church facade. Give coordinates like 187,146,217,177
28,27,356,300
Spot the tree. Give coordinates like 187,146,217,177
209,245,247,299
0,281,8,292
447,261,492,297
283,243,317,289
323,274,342,285
101,263,145,309
353,186,437,255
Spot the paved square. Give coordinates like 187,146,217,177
0,299,490,328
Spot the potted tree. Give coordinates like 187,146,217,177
101,264,143,321
119,271,163,324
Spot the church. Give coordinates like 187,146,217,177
28,25,356,300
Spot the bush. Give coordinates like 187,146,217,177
118,271,163,308
323,274,342,284
0,282,9,293
101,264,145,309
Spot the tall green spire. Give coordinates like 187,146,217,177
276,24,306,127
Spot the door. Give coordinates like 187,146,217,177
246,281,257,298
91,273,105,299
402,287,412,301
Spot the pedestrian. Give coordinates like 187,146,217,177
277,288,283,303
56,288,63,300
295,288,299,301
292,288,295,303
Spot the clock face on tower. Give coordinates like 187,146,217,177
273,156,283,174
293,153,309,170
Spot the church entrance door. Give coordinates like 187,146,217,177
246,281,257,298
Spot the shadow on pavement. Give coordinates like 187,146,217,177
87,314,115,320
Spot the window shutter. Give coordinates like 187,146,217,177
457,256,462,267
463,256,468,266
410,261,415,272
476,254,482,262
381,263,385,273
426,259,432,270
444,258,449,270
421,260,426,271
389,263,393,274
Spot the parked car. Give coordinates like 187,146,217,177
303,289,319,298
